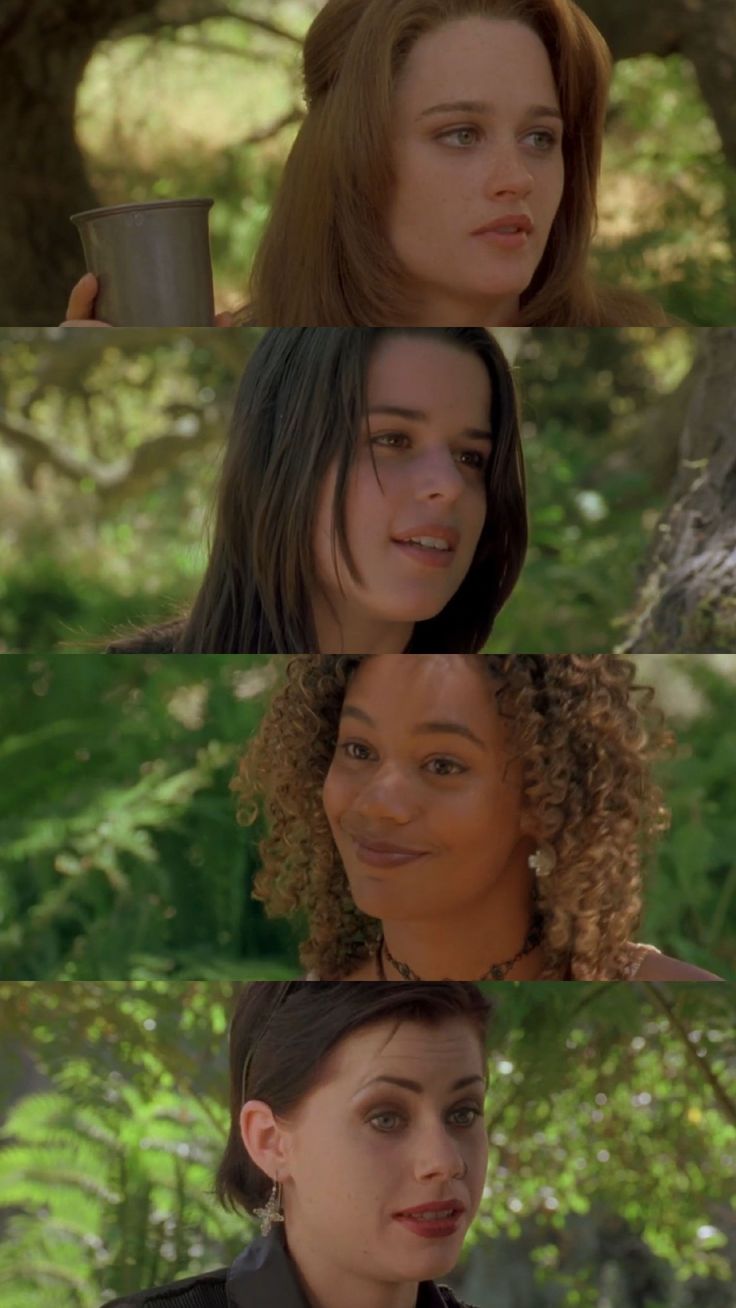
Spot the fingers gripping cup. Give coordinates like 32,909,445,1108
71,198,216,326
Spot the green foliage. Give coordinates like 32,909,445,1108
596,56,736,326
643,660,736,974
488,328,696,651
0,983,734,1305
0,983,250,1306
0,657,300,980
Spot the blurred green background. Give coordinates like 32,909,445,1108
0,982,734,1307
2,0,735,324
0,325,702,654
0,654,734,981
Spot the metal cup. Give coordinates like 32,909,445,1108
70,198,216,326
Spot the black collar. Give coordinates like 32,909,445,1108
226,1229,454,1308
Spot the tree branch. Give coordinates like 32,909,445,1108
0,407,217,502
643,981,736,1129
238,106,304,146
118,5,303,46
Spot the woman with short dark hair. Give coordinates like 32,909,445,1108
103,981,492,1307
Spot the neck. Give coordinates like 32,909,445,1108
284,1225,419,1308
312,595,414,654
411,289,522,328
381,841,543,981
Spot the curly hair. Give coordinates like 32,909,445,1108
233,655,672,980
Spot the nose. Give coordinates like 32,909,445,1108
484,139,534,200
414,1122,467,1184
351,763,420,825
411,446,464,505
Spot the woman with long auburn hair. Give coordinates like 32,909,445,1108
65,0,669,328
106,327,527,654
247,0,668,328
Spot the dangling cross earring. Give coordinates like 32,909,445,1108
254,1180,285,1237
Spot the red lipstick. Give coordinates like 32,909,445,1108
393,1200,466,1240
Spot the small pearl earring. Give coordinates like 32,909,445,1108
529,845,554,879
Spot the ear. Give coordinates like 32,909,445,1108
239,1099,292,1182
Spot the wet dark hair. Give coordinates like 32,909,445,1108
215,980,492,1214
107,327,527,654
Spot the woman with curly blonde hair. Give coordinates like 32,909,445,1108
234,654,721,982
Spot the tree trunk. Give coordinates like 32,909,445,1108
579,0,736,175
624,329,736,652
0,0,162,326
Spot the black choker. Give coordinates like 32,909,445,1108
375,911,545,981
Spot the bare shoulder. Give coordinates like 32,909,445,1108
633,948,723,982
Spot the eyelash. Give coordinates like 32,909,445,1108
369,1105,483,1133
340,741,467,777
370,432,488,473
437,125,560,153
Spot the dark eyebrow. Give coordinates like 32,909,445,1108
340,705,487,750
356,1074,486,1095
418,99,563,122
367,405,492,443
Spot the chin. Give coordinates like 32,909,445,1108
348,878,416,922
389,1237,464,1283
374,593,455,623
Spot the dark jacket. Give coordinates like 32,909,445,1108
102,1228,478,1307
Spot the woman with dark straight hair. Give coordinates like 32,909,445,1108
107,327,527,654
103,981,492,1307
65,0,670,328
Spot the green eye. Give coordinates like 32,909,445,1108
370,1112,403,1131
437,126,481,148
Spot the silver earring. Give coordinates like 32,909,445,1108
529,844,554,879
254,1180,285,1236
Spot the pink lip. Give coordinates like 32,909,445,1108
392,540,455,570
392,524,460,549
471,214,533,237
390,525,459,572
351,837,429,869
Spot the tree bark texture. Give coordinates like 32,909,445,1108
624,329,736,652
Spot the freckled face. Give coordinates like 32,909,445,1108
279,1018,488,1285
322,654,530,923
388,18,565,319
312,335,491,632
